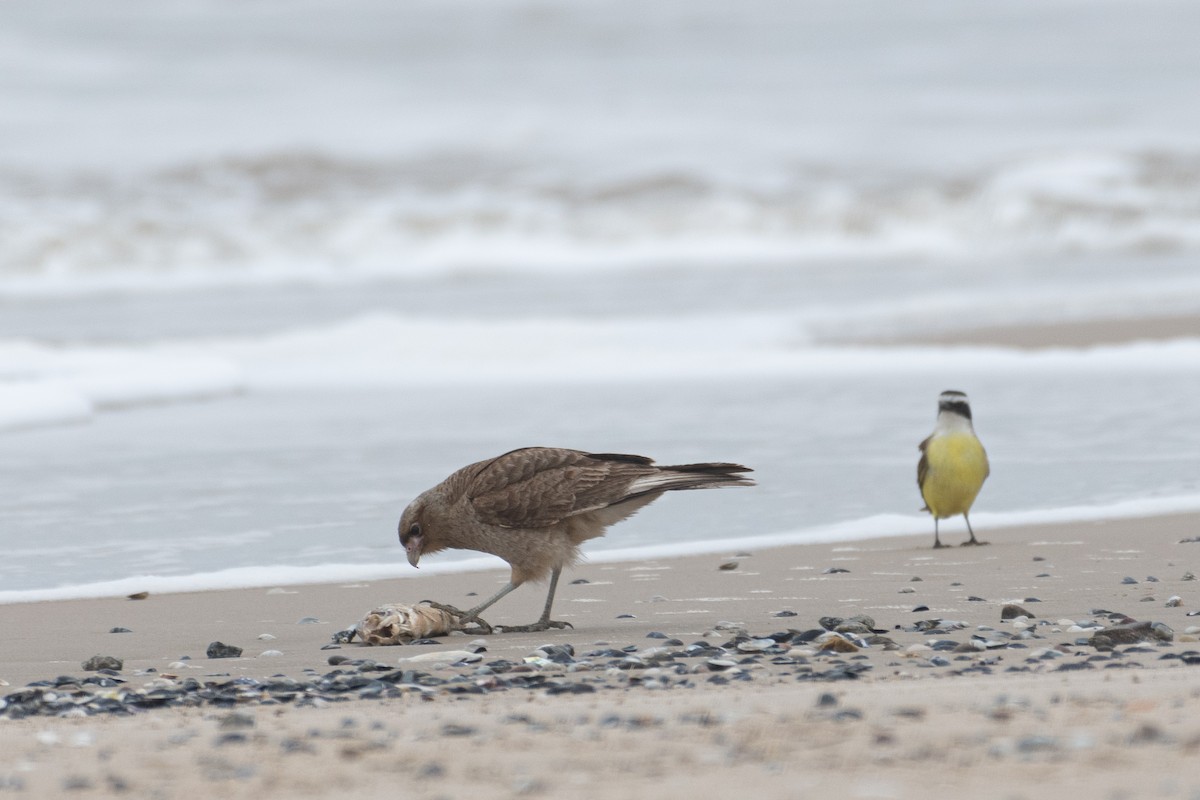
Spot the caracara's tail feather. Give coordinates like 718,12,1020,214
625,462,755,496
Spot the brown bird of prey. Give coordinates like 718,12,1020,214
397,447,754,632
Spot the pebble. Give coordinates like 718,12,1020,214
81,655,123,672
718,561,738,571
257,633,277,641
109,627,132,634
206,642,244,659
1166,596,1183,607
1001,604,1035,620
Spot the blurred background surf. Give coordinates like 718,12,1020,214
2,0,1198,598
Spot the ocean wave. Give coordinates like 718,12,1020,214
4,149,1200,294
4,310,1197,433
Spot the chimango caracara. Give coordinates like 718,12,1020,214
917,390,990,549
398,447,754,632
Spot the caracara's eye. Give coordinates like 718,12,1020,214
408,523,421,539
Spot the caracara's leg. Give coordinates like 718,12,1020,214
494,567,573,633
960,513,988,546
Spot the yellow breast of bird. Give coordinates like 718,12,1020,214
921,432,989,519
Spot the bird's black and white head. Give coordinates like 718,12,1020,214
934,389,975,431
937,390,972,419
397,499,426,568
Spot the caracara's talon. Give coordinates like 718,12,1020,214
494,619,573,633
419,601,494,634
460,618,494,635
420,600,468,617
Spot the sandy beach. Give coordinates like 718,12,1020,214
2,509,1199,799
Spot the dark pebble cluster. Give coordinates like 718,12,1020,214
3,604,1198,720
0,624,871,721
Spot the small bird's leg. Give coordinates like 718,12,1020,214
960,514,988,546
932,518,947,549
494,567,574,633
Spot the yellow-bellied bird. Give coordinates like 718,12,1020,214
398,447,754,632
917,390,990,549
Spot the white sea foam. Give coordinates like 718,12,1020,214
4,310,1197,432
166,315,1200,387
3,494,1197,606
0,339,243,431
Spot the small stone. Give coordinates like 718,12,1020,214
82,655,123,672
773,610,798,617
1032,556,1046,562
1121,577,1138,585
206,641,243,659
1146,576,1159,583
834,615,876,634
570,578,590,585
440,723,477,737
126,592,149,601
899,587,915,594
257,633,277,641
617,614,636,619
1002,604,1035,621
219,712,255,730
1183,572,1196,582
911,605,930,613
260,650,284,657
910,576,923,582
967,596,985,602
816,692,838,708
297,616,320,625
823,567,850,574
109,627,132,634
1088,620,1173,649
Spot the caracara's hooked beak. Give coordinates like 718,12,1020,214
405,535,423,568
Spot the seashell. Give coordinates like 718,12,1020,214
817,635,860,653
354,602,464,645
